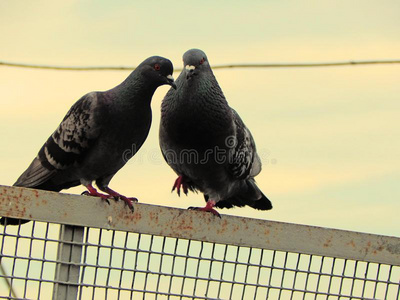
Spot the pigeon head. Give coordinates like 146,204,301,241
138,56,176,89
182,49,210,80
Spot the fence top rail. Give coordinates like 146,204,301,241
1,185,399,266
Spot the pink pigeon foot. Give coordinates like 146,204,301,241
102,187,137,212
83,184,112,200
82,184,136,212
188,200,221,218
82,183,114,205
172,175,190,196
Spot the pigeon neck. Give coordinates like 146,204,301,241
111,72,158,104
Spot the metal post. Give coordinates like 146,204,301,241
53,225,84,300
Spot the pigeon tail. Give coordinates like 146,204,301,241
215,179,272,210
250,191,273,210
15,180,78,192
245,179,273,210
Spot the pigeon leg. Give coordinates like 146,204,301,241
172,176,182,196
101,187,137,212
172,176,189,196
83,184,113,205
188,200,221,218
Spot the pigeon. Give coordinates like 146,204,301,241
1,56,176,226
159,49,272,217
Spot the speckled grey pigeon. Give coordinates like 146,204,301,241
1,56,175,226
159,49,272,217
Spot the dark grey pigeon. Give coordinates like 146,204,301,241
1,56,176,226
160,49,272,217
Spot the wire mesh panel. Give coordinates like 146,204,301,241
0,221,60,299
1,222,399,300
0,186,400,299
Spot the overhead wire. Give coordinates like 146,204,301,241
0,60,399,72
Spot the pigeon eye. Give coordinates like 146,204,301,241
154,64,161,71
199,58,205,65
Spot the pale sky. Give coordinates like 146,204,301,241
0,1,399,237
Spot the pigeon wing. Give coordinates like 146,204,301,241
14,92,102,188
228,109,261,180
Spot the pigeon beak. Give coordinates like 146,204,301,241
166,74,177,89
185,65,196,80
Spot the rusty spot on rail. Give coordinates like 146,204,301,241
323,238,332,248
347,240,356,248
176,214,194,231
149,211,159,224
127,211,142,225
217,219,228,234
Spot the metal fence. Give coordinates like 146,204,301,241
0,185,399,300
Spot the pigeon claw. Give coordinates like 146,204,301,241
118,196,137,213
182,185,189,195
82,187,112,205
188,206,221,218
188,199,220,217
172,176,189,196
101,187,137,213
